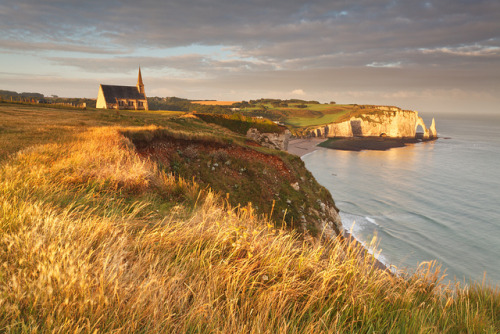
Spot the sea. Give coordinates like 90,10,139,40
302,113,500,286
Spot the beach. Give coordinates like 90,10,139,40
287,138,326,157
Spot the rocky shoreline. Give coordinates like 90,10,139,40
318,136,436,151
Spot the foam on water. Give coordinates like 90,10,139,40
340,212,392,270
301,150,319,159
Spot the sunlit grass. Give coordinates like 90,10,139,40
286,112,345,127
0,104,498,332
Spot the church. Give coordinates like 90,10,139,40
96,68,149,110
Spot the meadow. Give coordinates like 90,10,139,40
285,113,345,127
0,102,498,333
235,102,386,130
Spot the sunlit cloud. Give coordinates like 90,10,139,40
419,44,500,57
292,89,305,95
366,61,402,68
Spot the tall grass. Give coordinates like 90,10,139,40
121,124,233,146
1,125,499,332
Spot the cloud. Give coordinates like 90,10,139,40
291,89,305,95
366,62,402,68
1,0,499,114
47,53,275,77
419,45,500,57
0,39,125,54
2,0,499,67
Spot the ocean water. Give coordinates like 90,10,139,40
302,113,500,286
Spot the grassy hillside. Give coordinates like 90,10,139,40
195,113,286,135
0,102,499,333
0,103,338,234
234,101,390,135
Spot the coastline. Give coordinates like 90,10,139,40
288,137,391,273
288,136,436,155
318,137,430,151
343,230,391,273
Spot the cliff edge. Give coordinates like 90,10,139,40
128,127,342,238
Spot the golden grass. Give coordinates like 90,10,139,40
0,107,499,332
120,124,233,146
0,103,189,163
191,101,240,106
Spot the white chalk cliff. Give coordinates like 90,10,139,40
309,107,437,139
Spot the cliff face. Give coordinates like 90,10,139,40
310,109,437,140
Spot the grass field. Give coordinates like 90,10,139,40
237,103,384,129
286,112,345,127
0,102,498,333
0,104,190,162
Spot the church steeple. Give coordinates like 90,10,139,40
137,67,145,94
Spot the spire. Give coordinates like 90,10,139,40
137,67,145,94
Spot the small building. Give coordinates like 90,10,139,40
96,68,149,110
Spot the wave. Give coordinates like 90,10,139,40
339,212,394,270
300,149,319,159
365,216,379,226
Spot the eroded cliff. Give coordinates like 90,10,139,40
309,107,437,140
129,129,342,237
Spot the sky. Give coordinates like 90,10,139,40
1,0,499,115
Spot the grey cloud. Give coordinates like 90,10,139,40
419,45,500,57
47,54,274,75
0,39,126,54
1,0,499,114
2,1,499,61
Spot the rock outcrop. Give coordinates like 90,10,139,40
429,118,437,138
310,201,343,238
309,108,437,140
246,128,291,150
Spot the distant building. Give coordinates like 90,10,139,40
96,68,148,110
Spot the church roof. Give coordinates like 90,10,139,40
100,85,146,104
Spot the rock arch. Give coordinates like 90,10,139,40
415,116,430,139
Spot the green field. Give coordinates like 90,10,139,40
238,103,383,130
286,112,345,127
